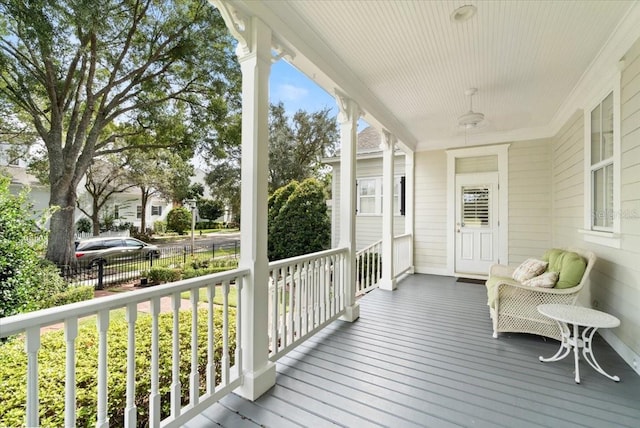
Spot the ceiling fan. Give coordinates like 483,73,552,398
457,87,485,129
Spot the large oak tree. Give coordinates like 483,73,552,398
0,0,240,266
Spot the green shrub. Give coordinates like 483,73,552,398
0,308,236,427
268,178,330,261
40,286,94,309
147,267,183,284
154,220,167,234
0,175,54,317
76,217,92,233
166,207,191,235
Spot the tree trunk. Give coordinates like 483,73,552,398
92,199,101,236
140,188,150,233
45,187,78,268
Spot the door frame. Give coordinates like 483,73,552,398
446,144,510,277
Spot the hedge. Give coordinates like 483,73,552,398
0,307,236,427
39,286,94,310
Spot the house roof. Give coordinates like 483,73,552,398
228,1,640,152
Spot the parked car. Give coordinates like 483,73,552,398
75,237,160,268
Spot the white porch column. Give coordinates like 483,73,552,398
405,149,415,274
216,4,276,399
336,91,361,322
380,131,397,291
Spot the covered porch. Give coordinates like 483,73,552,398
191,274,640,428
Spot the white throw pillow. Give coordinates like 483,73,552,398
522,271,559,288
512,258,548,283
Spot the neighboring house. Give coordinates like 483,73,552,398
1,153,173,232
324,126,407,250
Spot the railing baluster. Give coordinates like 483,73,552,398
171,292,181,417
270,273,278,353
280,267,287,348
222,281,230,385
287,265,294,345
295,263,302,339
234,276,243,378
206,282,215,394
97,310,109,428
190,287,199,406
25,327,40,428
125,304,137,428
64,317,78,428
149,297,161,428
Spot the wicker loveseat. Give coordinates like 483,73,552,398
485,248,596,341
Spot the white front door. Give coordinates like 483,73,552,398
455,173,499,275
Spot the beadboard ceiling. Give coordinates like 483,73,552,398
232,0,639,151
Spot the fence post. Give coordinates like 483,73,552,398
183,246,187,264
212,243,215,260
97,260,105,290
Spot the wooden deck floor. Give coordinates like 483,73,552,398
184,274,640,428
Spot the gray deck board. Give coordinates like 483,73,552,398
190,274,640,428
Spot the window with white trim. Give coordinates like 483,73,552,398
151,205,162,216
136,205,142,219
356,176,405,216
582,72,621,247
590,92,614,231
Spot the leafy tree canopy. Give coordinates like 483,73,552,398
268,178,331,261
0,0,240,266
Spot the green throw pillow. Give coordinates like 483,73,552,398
542,249,587,289
556,251,586,289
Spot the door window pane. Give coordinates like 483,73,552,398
462,186,489,228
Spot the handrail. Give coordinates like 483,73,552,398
0,268,250,337
268,246,348,270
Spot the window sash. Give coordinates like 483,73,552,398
589,91,615,232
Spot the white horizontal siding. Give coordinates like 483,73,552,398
507,140,552,264
414,150,447,272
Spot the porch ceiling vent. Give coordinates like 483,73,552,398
458,88,485,129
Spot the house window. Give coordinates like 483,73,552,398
590,92,614,230
151,205,162,216
582,72,621,248
357,176,405,216
114,205,120,219
136,205,142,219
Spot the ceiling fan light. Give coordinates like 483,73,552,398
458,111,485,128
451,5,477,23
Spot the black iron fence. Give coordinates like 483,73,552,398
61,240,239,289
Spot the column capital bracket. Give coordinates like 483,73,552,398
213,1,295,63
335,90,362,124
381,130,397,150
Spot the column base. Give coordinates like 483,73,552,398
340,302,360,322
236,361,276,401
379,277,397,291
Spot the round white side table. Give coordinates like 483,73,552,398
537,303,620,384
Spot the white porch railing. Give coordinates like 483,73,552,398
0,269,248,428
394,233,413,277
268,247,348,361
355,240,382,296
354,234,413,296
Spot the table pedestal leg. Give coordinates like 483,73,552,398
539,321,583,382
581,326,620,382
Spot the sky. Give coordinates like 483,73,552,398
269,60,338,116
269,60,369,132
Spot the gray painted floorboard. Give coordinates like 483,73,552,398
186,274,640,428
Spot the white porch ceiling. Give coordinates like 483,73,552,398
232,0,639,152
